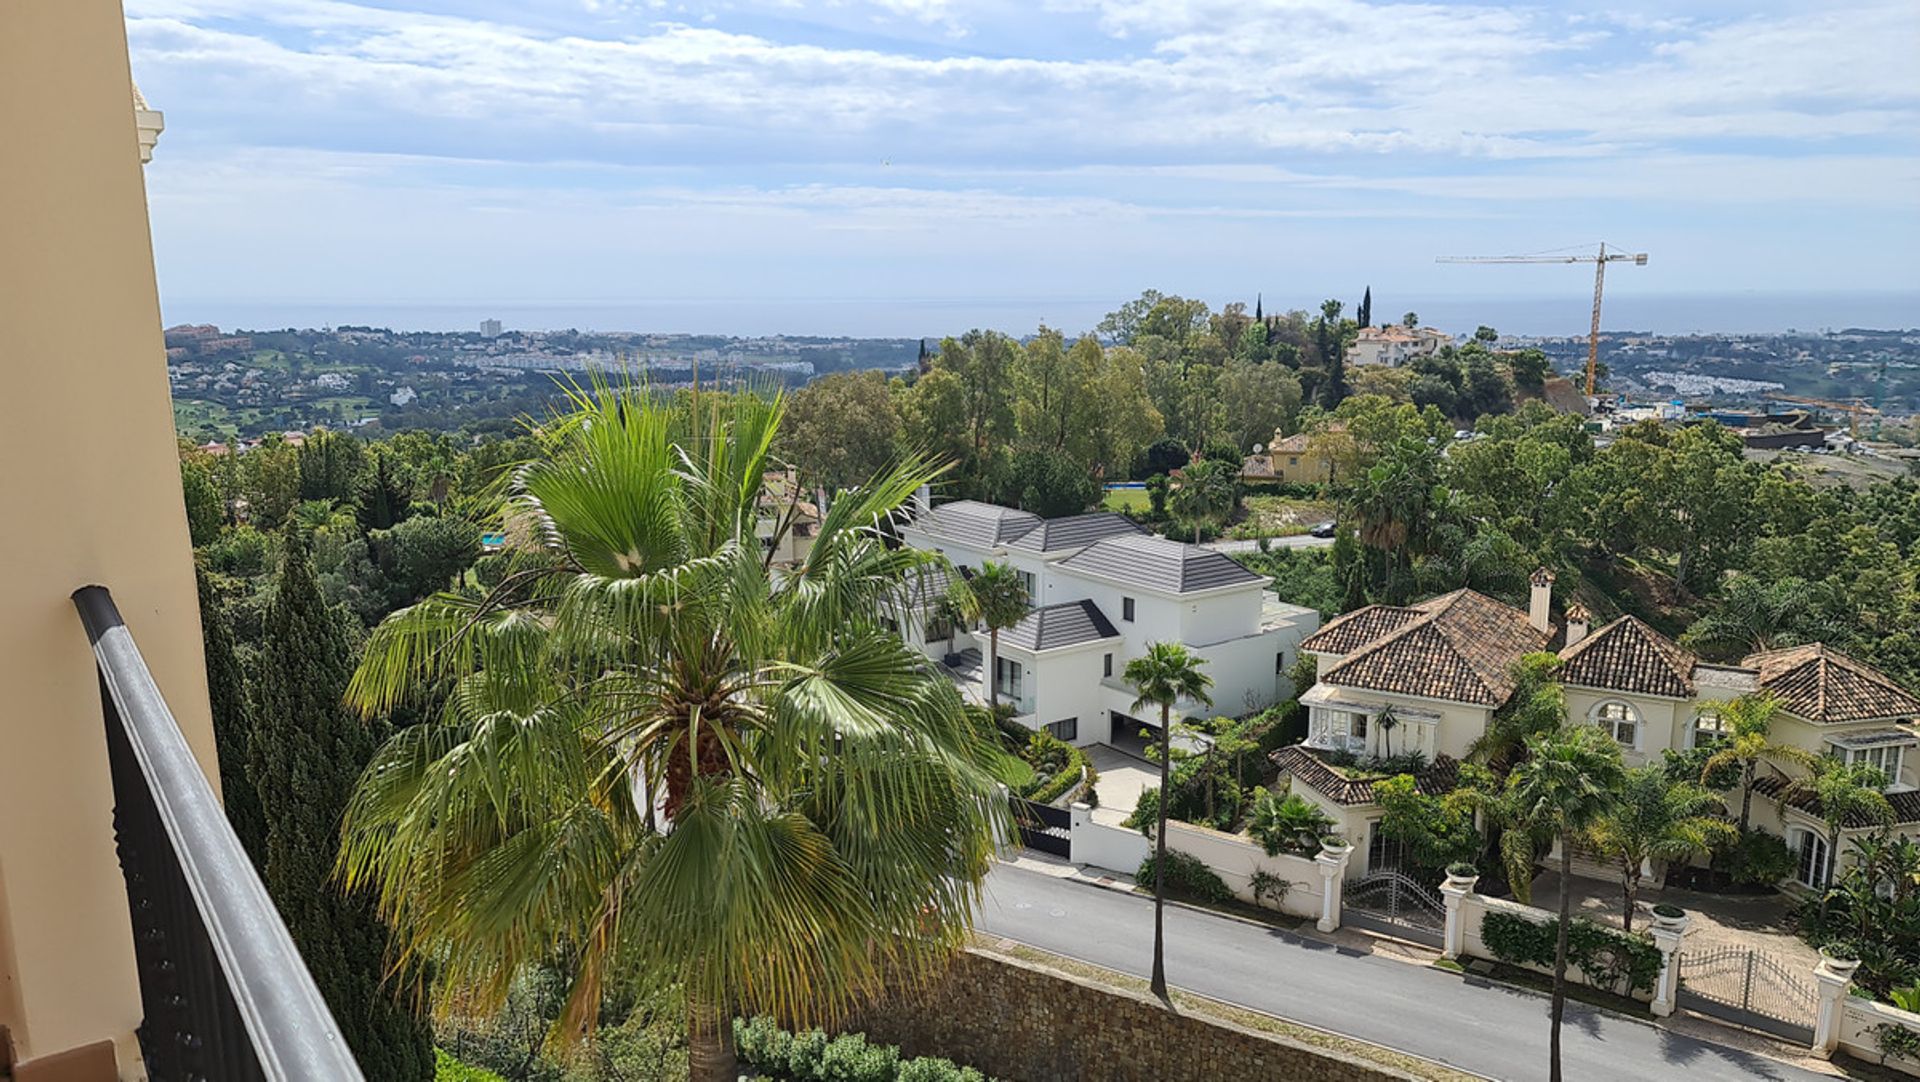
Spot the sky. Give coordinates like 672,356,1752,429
128,0,1920,337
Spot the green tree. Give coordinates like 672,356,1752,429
1125,642,1214,999
1077,339,1163,477
1505,725,1624,1082
377,513,482,604
1791,760,1895,882
250,539,433,1079
896,368,973,488
197,568,266,867
964,562,1031,710
1170,458,1238,543
1700,694,1818,832
782,370,902,495
357,448,413,532
243,436,302,527
1003,448,1099,517
1681,576,1850,659
1356,287,1372,330
1219,357,1303,454
1584,767,1734,931
337,386,1007,1081
298,429,368,503
181,458,225,547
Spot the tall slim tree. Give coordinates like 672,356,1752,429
966,562,1031,710
251,539,433,1080
1125,642,1214,999
1699,694,1817,832
1507,725,1624,1082
1356,287,1371,330
197,568,265,868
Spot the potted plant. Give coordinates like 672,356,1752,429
1320,833,1351,855
1820,939,1863,979
1445,861,1479,888
1650,903,1687,930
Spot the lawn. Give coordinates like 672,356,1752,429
1101,487,1151,513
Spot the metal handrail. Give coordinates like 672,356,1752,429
73,586,366,1082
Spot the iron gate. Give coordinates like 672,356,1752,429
1011,797,1072,858
1676,946,1815,1043
1341,869,1445,947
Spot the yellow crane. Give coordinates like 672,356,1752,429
1437,243,1649,396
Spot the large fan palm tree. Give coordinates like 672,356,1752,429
1124,642,1213,999
964,561,1030,712
335,380,1010,1081
1584,767,1734,931
1507,725,1625,1082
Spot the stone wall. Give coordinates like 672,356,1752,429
843,949,1422,1082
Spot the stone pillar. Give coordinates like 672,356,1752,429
1647,916,1689,1018
1439,874,1478,960
1314,845,1352,933
1812,958,1859,1058
1068,802,1091,865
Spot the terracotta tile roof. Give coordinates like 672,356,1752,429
1752,774,1920,828
1742,644,1920,723
1240,454,1276,478
1300,604,1426,656
1317,590,1550,706
1270,434,1315,454
1557,615,1699,699
1271,745,1461,807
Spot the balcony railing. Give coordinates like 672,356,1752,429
74,586,365,1082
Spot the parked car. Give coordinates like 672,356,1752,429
1309,521,1337,539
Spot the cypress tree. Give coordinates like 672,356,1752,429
249,539,433,1080
1357,286,1372,330
198,567,267,868
1254,293,1263,322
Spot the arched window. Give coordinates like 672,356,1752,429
1788,826,1832,889
1592,700,1640,749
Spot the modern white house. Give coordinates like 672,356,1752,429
1274,570,1920,884
896,497,1321,746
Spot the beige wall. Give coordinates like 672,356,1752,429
1,2,218,1073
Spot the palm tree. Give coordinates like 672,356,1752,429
1584,767,1735,931
1700,694,1817,832
1679,576,1849,660
964,561,1030,711
1466,653,1566,768
1170,459,1237,543
1377,708,1398,759
1789,759,1895,887
1506,725,1625,1082
1125,642,1214,999
335,380,1010,1081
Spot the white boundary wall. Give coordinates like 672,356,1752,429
1838,998,1920,1076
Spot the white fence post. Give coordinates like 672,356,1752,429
1812,957,1858,1058
1314,844,1352,933
1439,873,1478,960
1068,802,1091,864
1647,915,1688,1018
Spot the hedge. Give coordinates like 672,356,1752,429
1136,849,1232,904
1479,910,1661,995
733,1017,994,1082
434,1049,508,1082
1025,745,1089,806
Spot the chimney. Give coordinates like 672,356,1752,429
913,484,932,519
1565,603,1591,648
1528,567,1555,633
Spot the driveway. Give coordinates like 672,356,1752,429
1531,870,1820,973
1086,743,1157,820
980,863,1831,1082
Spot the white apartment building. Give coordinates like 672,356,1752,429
896,498,1321,746
1348,324,1452,367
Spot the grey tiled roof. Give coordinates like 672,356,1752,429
1005,512,1147,554
1054,533,1263,594
1557,616,1698,699
897,562,959,611
915,500,1041,549
1002,600,1121,652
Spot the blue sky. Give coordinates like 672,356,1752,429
128,0,1920,335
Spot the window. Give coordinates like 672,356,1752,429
1828,741,1906,785
924,615,953,642
1594,701,1639,748
1122,597,1135,622
1288,457,1299,467
1347,711,1369,741
1691,708,1728,749
1047,718,1078,742
1018,570,1035,596
1790,827,1833,889
995,657,1024,701
1276,651,1286,674
1103,653,1113,678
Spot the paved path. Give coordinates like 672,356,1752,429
1202,533,1334,555
979,863,1829,1082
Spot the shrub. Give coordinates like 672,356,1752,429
434,1049,508,1082
1138,849,1232,904
1712,828,1795,886
1447,861,1478,878
1876,1023,1920,1063
1077,764,1101,808
1652,903,1685,919
818,1032,900,1082
731,1018,992,1082
735,1016,795,1070
896,1058,988,1082
787,1029,832,1078
1247,790,1332,856
1479,911,1661,995
1250,869,1290,909
1025,741,1090,806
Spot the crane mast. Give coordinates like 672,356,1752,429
1436,244,1648,397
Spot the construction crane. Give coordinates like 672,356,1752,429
1764,393,1880,438
1437,243,1648,397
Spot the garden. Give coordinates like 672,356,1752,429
733,1018,997,1082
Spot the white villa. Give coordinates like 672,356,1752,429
1347,324,1452,367
896,497,1321,747
1276,569,1920,885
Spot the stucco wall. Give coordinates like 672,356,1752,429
1162,821,1324,919
1,1,218,1071
1070,806,1152,873
1838,997,1920,1076
1456,893,1654,1002
844,948,1424,1082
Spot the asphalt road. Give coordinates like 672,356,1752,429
978,863,1826,1082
